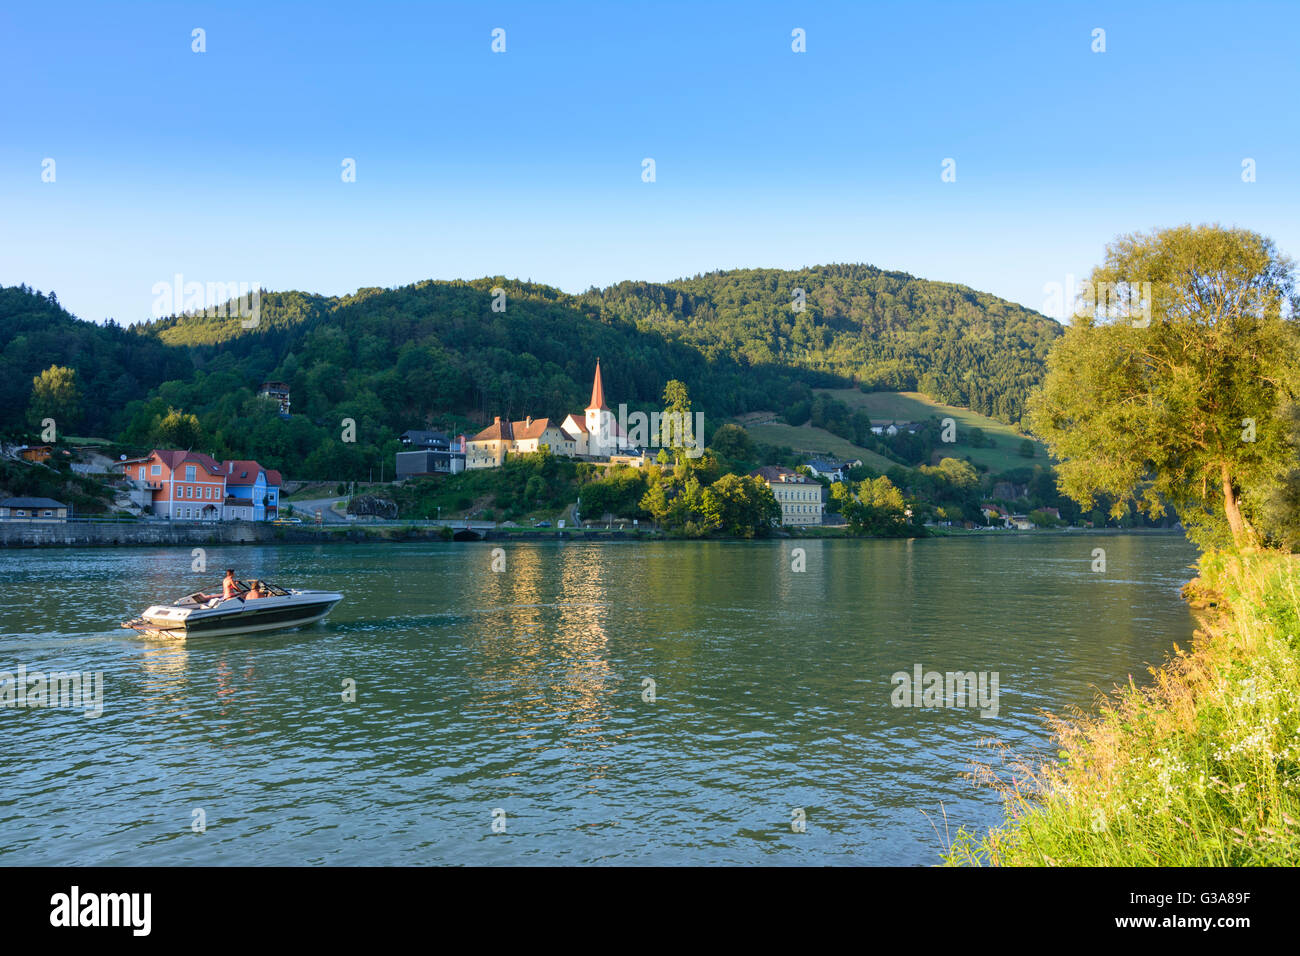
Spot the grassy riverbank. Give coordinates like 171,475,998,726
945,549,1300,865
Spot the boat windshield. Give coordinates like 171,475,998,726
242,582,291,597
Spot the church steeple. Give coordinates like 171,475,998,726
587,359,608,411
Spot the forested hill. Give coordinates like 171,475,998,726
0,284,192,437
1,265,1059,477
651,264,1060,421
143,264,1060,420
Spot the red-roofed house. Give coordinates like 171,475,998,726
117,449,228,521
509,416,576,457
115,450,282,521
466,416,515,469
220,459,281,521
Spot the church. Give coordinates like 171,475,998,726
465,361,633,469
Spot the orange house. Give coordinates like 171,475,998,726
118,449,228,521
17,445,52,463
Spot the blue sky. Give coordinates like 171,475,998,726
2,0,1296,325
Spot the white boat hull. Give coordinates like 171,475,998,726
125,589,343,640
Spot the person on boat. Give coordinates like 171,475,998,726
199,570,243,604
245,580,265,600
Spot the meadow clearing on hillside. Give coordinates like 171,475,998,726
819,389,1046,472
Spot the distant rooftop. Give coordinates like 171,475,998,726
0,497,66,508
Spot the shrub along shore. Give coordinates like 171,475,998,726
945,550,1300,865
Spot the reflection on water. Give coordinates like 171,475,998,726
138,643,190,717
0,535,1198,864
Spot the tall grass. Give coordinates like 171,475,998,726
945,550,1300,865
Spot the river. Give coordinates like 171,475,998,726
0,533,1198,864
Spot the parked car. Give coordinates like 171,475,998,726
535,520,551,528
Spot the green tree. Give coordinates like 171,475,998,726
1027,224,1300,549
640,475,672,525
150,406,202,448
828,480,854,514
1257,402,1300,549
936,456,978,490
660,379,695,464
1028,508,1059,528
844,475,911,536
28,364,82,432
673,476,705,526
699,473,780,537
709,423,755,462
580,467,648,518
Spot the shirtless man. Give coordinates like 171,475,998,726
200,570,244,604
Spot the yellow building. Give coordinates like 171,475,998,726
751,466,825,526
466,415,579,469
466,417,514,469
511,417,576,457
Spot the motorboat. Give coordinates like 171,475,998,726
121,581,343,639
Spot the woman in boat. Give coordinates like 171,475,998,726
245,580,265,600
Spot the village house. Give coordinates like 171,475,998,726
15,445,53,463
115,450,283,521
395,430,466,478
804,458,860,482
257,381,291,416
395,432,466,479
869,422,920,437
466,416,514,469
512,417,576,457
118,450,228,520
399,430,449,450
223,460,282,521
0,497,68,521
750,465,825,527
977,504,1034,529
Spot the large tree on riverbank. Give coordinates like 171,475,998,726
1027,224,1300,550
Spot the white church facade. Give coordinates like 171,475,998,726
466,361,637,469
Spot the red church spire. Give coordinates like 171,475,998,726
587,359,608,411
